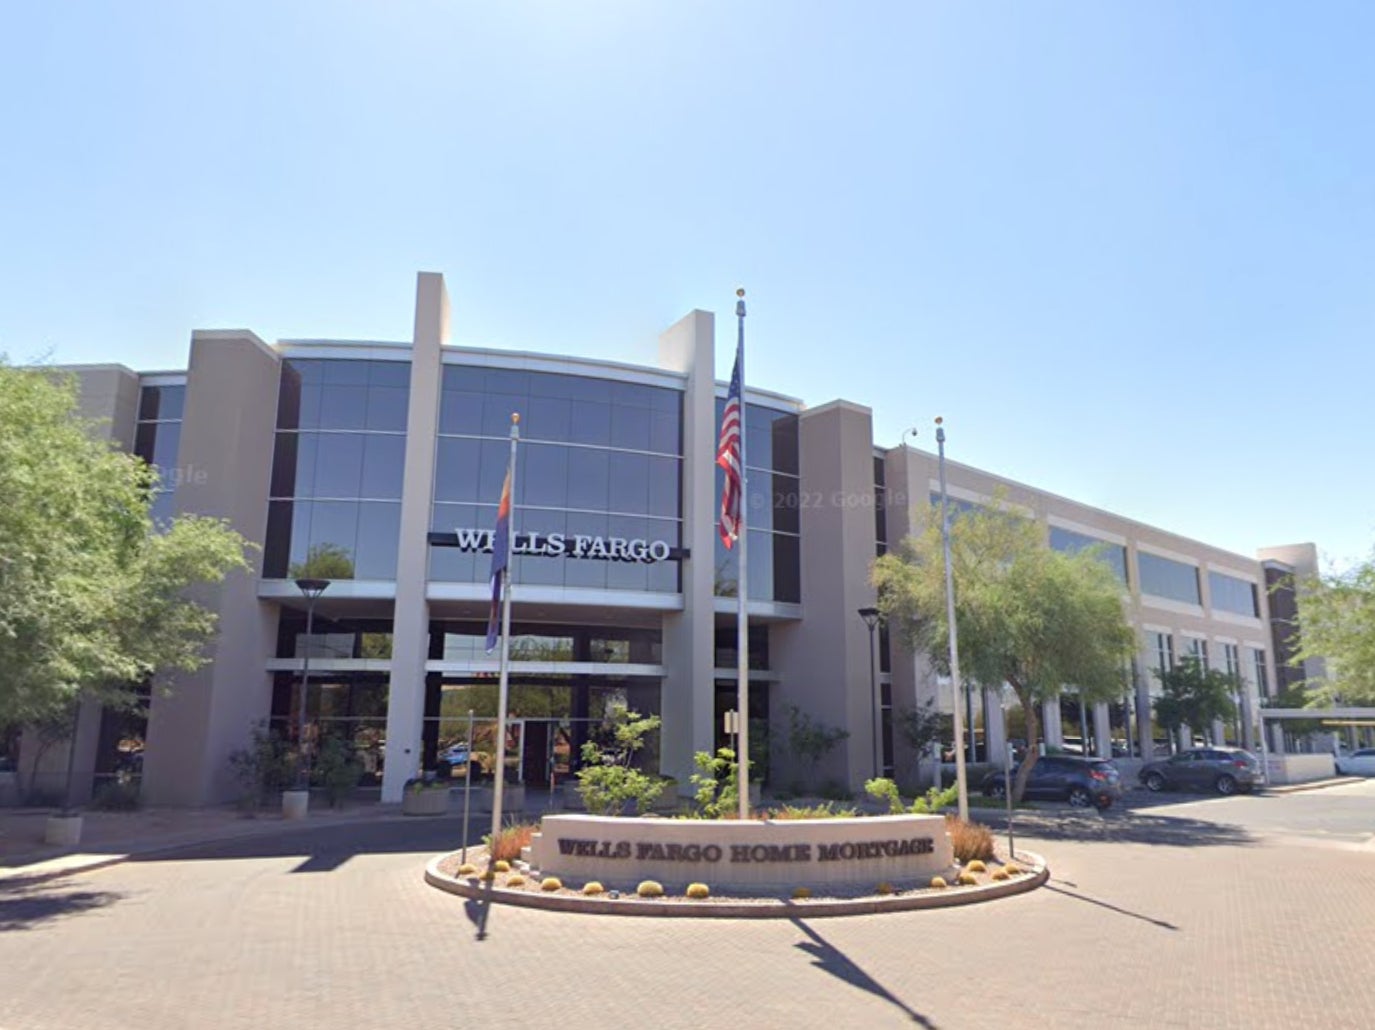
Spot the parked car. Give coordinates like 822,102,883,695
981,755,1123,809
1138,747,1260,796
1335,748,1375,776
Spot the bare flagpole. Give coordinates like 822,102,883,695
734,290,750,820
489,413,520,859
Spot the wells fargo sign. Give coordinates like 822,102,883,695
527,814,954,890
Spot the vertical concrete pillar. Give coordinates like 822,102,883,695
771,401,878,791
1136,674,1153,759
1093,702,1112,759
381,273,448,802
143,332,282,805
657,311,718,791
1041,698,1063,749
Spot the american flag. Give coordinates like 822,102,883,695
716,337,744,548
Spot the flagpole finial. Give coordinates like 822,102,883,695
735,287,746,318
511,412,521,425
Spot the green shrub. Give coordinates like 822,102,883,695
818,779,852,802
227,721,296,810
766,801,858,820
865,777,905,814
311,736,362,807
575,706,665,816
691,747,743,819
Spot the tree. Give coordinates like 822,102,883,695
575,706,664,816
1153,656,1238,743
0,361,251,729
1288,552,1375,704
873,500,1135,802
289,542,355,580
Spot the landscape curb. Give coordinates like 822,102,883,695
423,849,1049,919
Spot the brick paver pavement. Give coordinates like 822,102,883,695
1,802,1373,1029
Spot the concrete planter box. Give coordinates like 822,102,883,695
45,814,84,846
281,789,310,820
403,788,451,816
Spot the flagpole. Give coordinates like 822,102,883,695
489,413,520,862
735,289,750,820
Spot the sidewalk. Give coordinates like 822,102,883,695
0,802,408,886
1260,775,1364,794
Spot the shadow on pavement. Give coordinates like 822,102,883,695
1043,883,1179,931
0,879,123,931
974,808,1256,848
791,918,938,1027
125,816,481,874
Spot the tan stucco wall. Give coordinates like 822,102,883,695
142,331,281,805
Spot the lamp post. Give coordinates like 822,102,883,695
293,578,331,797
858,607,882,779
935,417,970,822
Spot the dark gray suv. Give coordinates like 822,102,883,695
981,755,1123,809
1139,747,1260,796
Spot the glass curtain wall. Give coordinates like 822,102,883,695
134,383,185,525
430,366,682,593
264,359,410,579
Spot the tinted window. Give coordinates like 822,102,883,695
1138,552,1201,605
1050,526,1128,585
1208,571,1259,617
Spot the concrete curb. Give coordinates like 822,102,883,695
0,810,420,888
1259,777,1364,795
423,849,1049,919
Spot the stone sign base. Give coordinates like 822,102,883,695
526,813,954,892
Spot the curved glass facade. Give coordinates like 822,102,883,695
263,358,410,579
430,365,683,593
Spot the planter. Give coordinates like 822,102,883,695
44,814,84,847
495,784,525,814
281,789,310,820
403,787,451,816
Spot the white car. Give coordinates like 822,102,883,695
1335,748,1375,776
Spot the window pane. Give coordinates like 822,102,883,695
138,385,185,421
312,433,366,498
563,511,609,588
439,390,484,436
565,448,610,510
368,360,411,388
355,502,401,579
511,508,566,586
568,400,612,446
521,443,569,508
317,385,369,430
1138,552,1201,605
523,397,572,443
608,451,649,515
434,437,482,502
1050,526,1128,584
149,422,181,477
429,503,482,582
482,393,526,436
609,404,651,450
365,386,409,432
649,410,680,455
134,422,157,464
322,360,372,386
1208,571,1259,617
646,456,680,518
150,490,176,526
307,501,359,578
360,435,405,499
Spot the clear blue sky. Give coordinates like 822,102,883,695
2,1,1372,567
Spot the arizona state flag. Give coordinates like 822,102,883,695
484,469,513,653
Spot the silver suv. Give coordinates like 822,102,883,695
1139,747,1260,796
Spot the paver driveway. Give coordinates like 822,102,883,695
2,787,1373,1030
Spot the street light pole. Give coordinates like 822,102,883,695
935,418,970,822
858,607,882,780
294,578,331,794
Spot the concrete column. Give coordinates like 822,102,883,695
771,400,878,791
142,332,282,805
1211,718,1227,746
1041,698,1063,749
1136,681,1153,759
381,273,449,802
1178,725,1192,752
1270,721,1286,755
656,311,717,791
1093,702,1112,759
